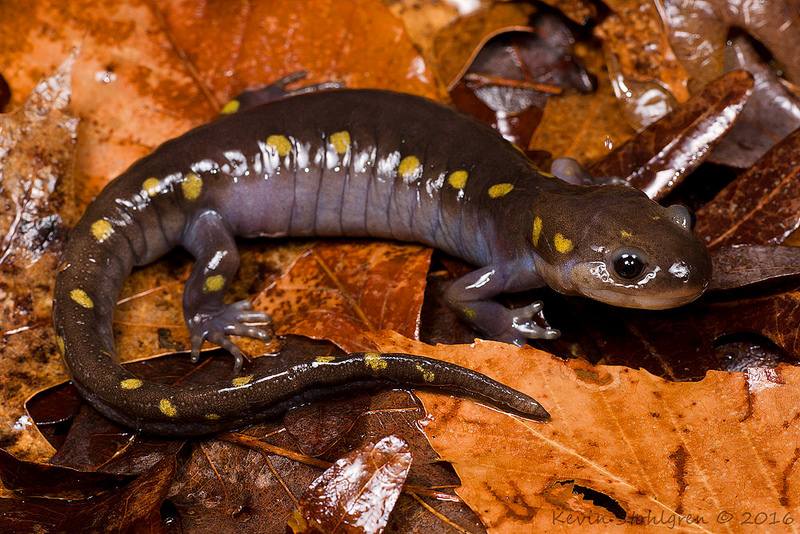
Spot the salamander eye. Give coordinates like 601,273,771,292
613,251,645,280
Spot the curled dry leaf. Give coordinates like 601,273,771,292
291,435,412,534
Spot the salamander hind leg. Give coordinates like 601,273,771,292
181,210,272,372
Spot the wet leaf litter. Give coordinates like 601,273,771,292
2,0,800,532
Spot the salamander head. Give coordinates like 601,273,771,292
531,185,711,310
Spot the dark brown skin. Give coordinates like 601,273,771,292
52,89,710,436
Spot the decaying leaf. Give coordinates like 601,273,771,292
662,0,800,85
449,12,595,149
0,455,175,532
711,35,800,168
291,435,412,534
590,70,753,200
370,332,800,533
709,245,800,291
254,241,432,354
0,53,78,461
597,0,691,125
695,127,800,249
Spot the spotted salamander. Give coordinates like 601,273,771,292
52,89,711,436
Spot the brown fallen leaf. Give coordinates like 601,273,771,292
662,0,800,85
589,70,753,200
369,331,800,533
708,245,800,291
448,12,595,150
255,241,431,354
597,0,691,123
710,35,800,168
695,127,800,249
0,53,78,461
431,2,537,90
290,435,412,534
0,455,176,532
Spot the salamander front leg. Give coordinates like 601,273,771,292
444,265,560,346
182,210,272,372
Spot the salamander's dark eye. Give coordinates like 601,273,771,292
613,252,644,280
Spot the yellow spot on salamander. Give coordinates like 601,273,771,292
121,378,143,390
203,275,226,293
159,399,178,417
330,131,351,155
621,230,632,237
539,171,556,178
554,234,573,253
56,336,65,356
488,183,514,198
462,307,476,320
220,99,240,114
652,215,661,220
364,352,388,371
70,289,94,309
398,155,422,182
415,364,435,382
267,135,292,157
182,173,203,200
205,413,221,420
532,216,543,247
91,220,113,243
232,375,254,387
448,170,468,189
142,177,162,197
315,356,336,363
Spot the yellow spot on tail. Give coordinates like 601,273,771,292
554,234,573,253
488,183,514,198
91,220,113,243
462,307,476,320
621,230,632,237
182,173,203,200
267,135,292,157
142,177,161,197
205,413,221,420
398,155,422,182
539,171,556,178
56,336,65,356
159,399,178,417
415,364,435,382
220,99,240,114
121,378,143,390
330,131,351,154
532,216,543,247
70,289,94,309
203,275,226,293
315,356,336,363
448,170,468,189
364,352,388,370
232,375,254,387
